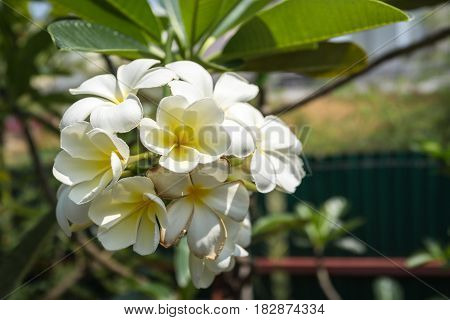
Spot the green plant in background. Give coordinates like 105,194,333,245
406,237,450,268
419,141,450,173
373,277,404,300
254,197,365,299
293,198,365,300
293,198,365,256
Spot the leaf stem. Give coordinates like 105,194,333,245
164,28,175,64
314,248,342,300
128,152,152,164
198,59,230,72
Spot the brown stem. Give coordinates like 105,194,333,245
76,233,148,285
22,111,59,135
269,27,450,116
15,111,56,205
43,253,86,300
314,249,341,300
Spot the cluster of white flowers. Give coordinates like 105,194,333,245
53,59,305,288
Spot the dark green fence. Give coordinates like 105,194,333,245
286,151,450,257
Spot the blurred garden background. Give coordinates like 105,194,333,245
0,0,449,300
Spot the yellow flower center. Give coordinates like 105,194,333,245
186,185,210,203
174,125,195,147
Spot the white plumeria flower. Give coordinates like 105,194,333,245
56,184,90,237
189,215,251,289
238,105,305,193
139,95,230,173
88,177,167,255
166,60,258,158
147,160,249,260
53,121,129,204
60,59,176,133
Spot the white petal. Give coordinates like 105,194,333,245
193,125,230,164
90,95,143,133
234,245,249,257
69,170,113,204
161,197,193,247
205,245,234,273
98,212,141,251
213,73,259,109
237,215,252,248
110,152,123,185
182,98,224,128
225,102,264,129
60,121,105,160
159,145,200,173
56,185,90,236
53,151,109,185
70,74,120,103
60,97,111,129
168,80,204,104
133,215,159,255
265,151,304,193
260,116,299,151
189,253,216,289
117,59,160,97
139,118,176,155
88,188,137,228
222,216,242,241
147,165,192,198
166,61,213,97
190,159,228,188
250,150,276,193
156,95,189,132
134,67,177,89
223,119,255,157
144,193,168,227
112,176,156,203
204,182,249,222
56,204,71,236
87,128,129,161
187,203,225,259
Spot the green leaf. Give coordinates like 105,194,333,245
405,252,434,268
373,277,404,300
163,0,188,45
424,238,444,258
0,213,55,299
106,0,161,42
47,20,155,59
334,237,366,254
211,0,272,38
180,0,225,46
222,0,409,60
252,213,305,239
329,217,365,241
164,0,240,48
174,238,190,288
50,0,148,44
384,0,447,10
323,197,348,220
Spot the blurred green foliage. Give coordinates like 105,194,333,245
407,238,450,268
